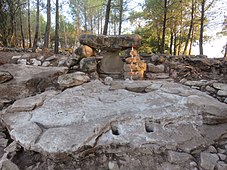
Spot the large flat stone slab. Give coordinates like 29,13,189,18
1,80,227,160
79,34,142,51
0,64,68,101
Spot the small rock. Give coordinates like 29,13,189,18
217,148,226,154
200,152,219,170
57,72,90,88
104,76,113,85
184,80,207,87
108,161,118,170
6,94,44,113
21,53,31,59
42,61,51,67
151,54,160,63
167,150,193,164
46,55,57,61
89,71,99,80
0,154,20,170
216,161,227,170
58,58,67,67
179,78,187,84
17,58,27,65
190,161,197,167
0,137,8,148
4,141,21,153
80,57,97,72
218,153,226,161
30,58,42,66
205,85,216,93
37,55,45,61
205,146,217,153
224,98,227,103
213,83,227,91
12,55,21,60
145,83,162,92
0,71,13,84
191,86,200,90
217,90,227,97
147,63,165,73
66,54,81,68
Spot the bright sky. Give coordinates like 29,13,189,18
191,0,227,58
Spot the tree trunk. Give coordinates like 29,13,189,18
84,5,88,32
178,4,183,55
54,0,59,54
170,30,174,55
63,18,68,48
19,0,25,49
118,0,123,35
28,0,32,48
183,0,194,55
224,42,227,59
103,0,111,35
43,0,51,51
173,32,177,56
199,0,205,55
189,24,195,55
32,0,40,52
160,0,167,54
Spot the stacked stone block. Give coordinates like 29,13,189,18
124,50,147,80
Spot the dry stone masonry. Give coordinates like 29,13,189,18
78,34,147,79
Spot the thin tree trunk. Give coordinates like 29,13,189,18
19,0,25,49
54,0,59,54
97,10,100,34
103,0,111,35
178,4,183,55
224,42,227,59
160,0,167,54
170,30,173,55
43,0,51,51
189,25,195,55
28,0,31,48
199,0,205,55
183,0,194,55
32,0,39,52
118,0,123,35
63,18,68,48
84,5,88,32
173,32,177,56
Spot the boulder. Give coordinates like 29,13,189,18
147,64,165,73
57,72,90,88
213,83,227,91
80,57,97,72
79,34,142,51
167,151,193,164
99,52,124,74
30,58,42,66
200,152,219,170
65,54,81,68
75,45,95,57
0,64,68,101
0,71,13,84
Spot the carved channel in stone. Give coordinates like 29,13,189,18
111,124,120,136
145,120,154,133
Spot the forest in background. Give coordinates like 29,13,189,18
0,0,226,58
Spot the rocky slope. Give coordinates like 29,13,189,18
0,49,226,169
